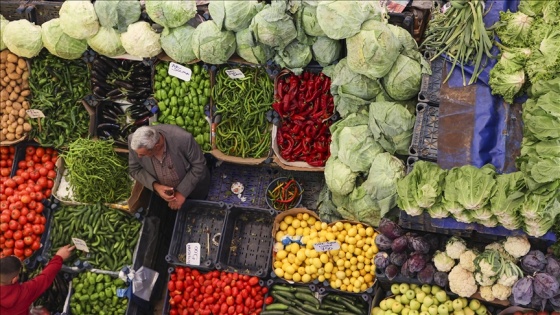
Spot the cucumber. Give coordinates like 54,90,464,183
288,306,313,315
300,303,332,315
261,311,288,315
295,292,319,306
266,303,290,311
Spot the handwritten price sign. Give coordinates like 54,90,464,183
168,62,192,82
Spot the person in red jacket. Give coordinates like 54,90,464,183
0,244,75,315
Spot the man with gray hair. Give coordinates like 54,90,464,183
129,124,211,210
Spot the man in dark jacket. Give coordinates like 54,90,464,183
0,244,75,315
129,125,211,210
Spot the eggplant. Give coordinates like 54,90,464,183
98,55,120,70
134,115,151,126
101,114,119,124
107,88,123,97
92,60,110,77
97,123,121,132
113,80,135,91
102,102,125,115
93,86,108,98
97,129,113,138
91,77,112,90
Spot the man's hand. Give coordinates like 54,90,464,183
168,191,186,210
153,182,177,202
55,245,76,261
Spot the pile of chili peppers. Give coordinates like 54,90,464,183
272,72,334,167
267,178,303,211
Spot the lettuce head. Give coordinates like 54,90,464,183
453,164,497,210
495,10,534,48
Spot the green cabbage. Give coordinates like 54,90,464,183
316,0,384,39
336,125,383,172
145,0,196,31
336,184,382,227
382,54,422,101
329,110,370,158
453,165,497,211
495,10,534,48
363,152,405,217
87,26,126,57
59,0,99,40
41,19,88,60
325,157,358,196
235,28,272,64
273,40,312,74
368,101,415,155
160,25,197,64
251,1,297,49
2,19,43,58
0,15,8,50
311,36,341,67
120,21,161,58
94,0,141,33
192,21,236,65
209,0,262,32
347,20,402,79
302,5,324,37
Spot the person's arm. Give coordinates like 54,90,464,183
19,255,63,302
128,136,158,192
175,133,207,198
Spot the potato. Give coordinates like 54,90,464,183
15,125,23,135
8,72,19,80
0,90,8,101
9,91,18,101
5,85,12,92
11,109,18,116
1,115,8,122
17,117,24,124
17,58,26,69
7,125,15,133
18,108,25,118
6,133,15,141
0,50,8,62
21,82,28,90
0,64,5,70
6,53,18,64
22,101,30,109
16,79,21,84
2,75,10,83
22,72,29,81
0,80,7,87
15,67,22,75
23,122,31,132
16,96,24,103
0,70,5,78
13,86,20,94
12,102,21,110
5,105,12,114
1,126,7,134
6,63,15,74
9,81,16,87
20,90,30,97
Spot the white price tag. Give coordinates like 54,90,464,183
186,243,201,265
72,238,90,253
168,62,192,82
26,109,45,118
225,69,245,79
313,241,340,252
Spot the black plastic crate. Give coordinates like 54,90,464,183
399,211,473,238
29,1,62,25
22,198,55,271
0,1,34,21
166,200,228,269
406,156,418,175
418,56,445,105
388,11,414,36
216,206,275,277
409,103,439,161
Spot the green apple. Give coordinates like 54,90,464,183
422,285,432,294
403,308,411,315
415,287,424,295
428,305,438,315
420,312,430,315
386,298,396,310
444,300,453,311
416,291,426,303
380,300,388,311
406,290,416,300
410,300,421,311
437,304,448,315
392,313,400,315
410,310,419,315
460,298,468,308
475,305,487,315
423,296,434,307
468,299,480,311
392,284,401,295
373,307,384,315
411,284,419,289
385,310,393,315
431,286,441,294
421,305,428,312
452,299,463,311
393,302,405,314
435,291,447,303
432,299,439,306
464,308,475,315
455,311,465,315
401,296,410,305
400,283,411,294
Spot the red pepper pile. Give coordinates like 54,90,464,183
272,72,334,167
167,267,273,315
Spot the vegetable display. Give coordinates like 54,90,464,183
212,66,273,158
2,19,43,58
61,138,131,204
273,71,334,167
70,272,128,315
0,50,32,142
166,267,268,315
265,282,369,315
154,61,211,151
0,145,57,260
48,204,141,271
28,51,91,148
94,101,149,147
266,178,302,211
41,19,88,60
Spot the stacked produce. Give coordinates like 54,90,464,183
372,283,492,315
28,51,91,148
0,50,31,143
61,138,130,204
510,250,560,310
273,71,334,167
70,272,129,315
0,146,15,177
47,204,141,271
273,212,378,293
154,61,211,151
212,66,273,159
0,145,56,260
166,267,269,315
265,282,369,314
94,100,149,147
91,55,152,102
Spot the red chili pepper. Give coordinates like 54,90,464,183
311,108,325,120
292,124,302,134
276,80,285,99
292,114,305,121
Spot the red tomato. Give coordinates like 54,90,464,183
248,276,259,286
17,216,27,225
13,230,23,240
18,161,27,170
38,168,48,177
4,238,14,248
41,155,50,163
14,239,24,249
11,210,20,220
0,214,9,223
0,222,8,232
29,170,40,181
20,195,31,204
44,161,54,170
35,203,44,214
26,146,35,155
22,226,33,236
35,147,45,158
168,281,176,292
4,229,12,239
47,170,56,179
3,248,14,256
264,296,274,305
226,296,234,306
23,236,33,245
24,248,33,257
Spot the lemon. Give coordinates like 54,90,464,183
341,284,348,292
338,251,345,259
292,219,301,229
331,225,338,232
343,222,352,230
324,262,333,273
371,242,379,254
309,249,319,258
319,236,327,242
301,274,311,283
273,260,283,269
321,222,328,230
296,213,303,220
336,270,346,280
364,265,371,272
356,239,365,248
336,259,344,267
295,227,303,235
354,248,362,256
366,227,374,236
350,257,358,265
326,232,336,241
344,261,351,268
347,237,357,245
350,265,357,272
364,273,373,283
318,275,326,282
360,269,367,276
357,262,365,270
352,270,360,278
357,255,365,263
314,221,322,230
330,249,339,256
307,216,316,225
358,228,366,237
343,277,350,285
296,250,306,262
279,222,288,231
284,215,294,224
332,279,341,289
360,283,368,291
355,234,362,241
347,244,356,253
290,243,300,254
302,226,310,235
317,267,324,275
275,268,284,277
276,250,288,260
348,227,357,237
365,237,372,245
284,273,293,280
298,266,305,275
337,234,346,242
345,269,352,277
287,254,296,264
300,220,308,228
312,258,322,269
275,231,285,242
292,273,301,282
319,253,329,264
287,226,296,236
345,252,353,260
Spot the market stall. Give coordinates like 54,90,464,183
0,0,559,315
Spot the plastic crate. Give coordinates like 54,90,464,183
166,200,228,269
399,211,473,238
409,103,439,161
388,11,414,36
216,206,275,277
418,56,445,105
29,1,62,25
22,198,55,271
0,1,34,21
406,156,418,175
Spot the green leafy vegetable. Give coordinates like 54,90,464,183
0,15,8,51
490,172,526,230
382,54,422,101
87,26,126,57
2,19,43,58
41,18,88,60
311,36,341,67
397,161,446,215
273,40,312,74
315,0,385,40
368,101,415,155
324,157,358,196
145,0,196,31
120,21,161,58
251,1,296,49
59,0,100,40
160,25,197,64
94,0,141,33
209,0,262,32
488,48,531,104
453,164,497,211
235,28,273,64
192,21,236,65
495,10,534,47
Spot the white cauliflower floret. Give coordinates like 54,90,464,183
478,259,498,277
479,286,494,301
497,272,518,287
434,250,456,272
503,235,530,259
496,261,523,287
459,250,477,272
448,265,477,298
446,236,467,259
485,242,515,262
485,242,503,252
475,272,496,286
492,283,512,300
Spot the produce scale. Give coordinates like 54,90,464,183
0,0,559,315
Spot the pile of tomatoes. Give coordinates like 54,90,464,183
0,145,57,260
167,267,273,315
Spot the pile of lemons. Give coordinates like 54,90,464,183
273,212,379,293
